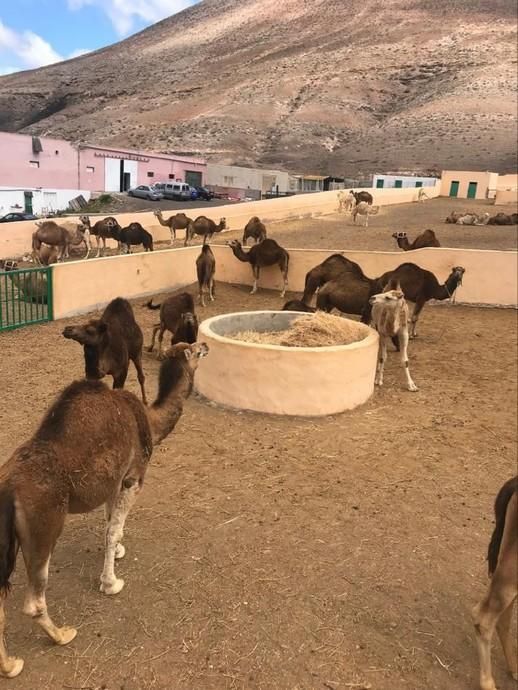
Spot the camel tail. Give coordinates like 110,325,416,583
0,484,17,594
487,477,518,576
145,299,161,310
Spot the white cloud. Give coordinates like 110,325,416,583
68,0,196,36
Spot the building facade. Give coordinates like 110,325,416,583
439,170,499,200
372,174,438,189
206,164,290,199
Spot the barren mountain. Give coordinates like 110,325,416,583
1,0,516,176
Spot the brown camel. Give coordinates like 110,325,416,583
353,190,373,205
351,201,380,227
80,216,122,257
185,217,226,246
119,223,153,253
62,297,147,404
227,239,290,297
316,271,382,324
4,264,50,304
196,244,216,307
242,216,267,245
171,311,199,345
146,292,196,358
378,263,465,338
0,341,209,678
32,221,90,263
153,210,192,244
472,476,517,690
487,212,518,226
392,229,441,250
303,253,374,306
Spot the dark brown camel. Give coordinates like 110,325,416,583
62,297,147,404
378,263,465,338
196,244,216,307
146,292,196,358
353,190,373,205
171,311,199,345
80,216,122,257
119,223,153,253
487,212,518,226
227,239,289,297
153,210,192,244
242,216,267,245
302,253,375,306
185,217,226,246
0,341,209,678
282,299,316,313
315,271,382,324
472,476,517,690
392,229,441,250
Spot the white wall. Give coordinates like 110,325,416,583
104,158,120,192
206,164,290,193
373,174,438,189
0,187,91,216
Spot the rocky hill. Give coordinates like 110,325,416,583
0,0,516,176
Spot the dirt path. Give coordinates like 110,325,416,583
0,282,516,690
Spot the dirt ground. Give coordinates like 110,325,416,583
0,274,517,689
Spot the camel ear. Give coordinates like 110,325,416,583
183,348,193,360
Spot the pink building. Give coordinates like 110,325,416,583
0,131,206,194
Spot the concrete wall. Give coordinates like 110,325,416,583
440,170,497,199
496,174,518,190
373,174,437,189
0,187,91,216
494,189,518,205
206,164,290,194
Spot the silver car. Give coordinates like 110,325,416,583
127,185,164,201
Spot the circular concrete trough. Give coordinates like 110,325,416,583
195,311,379,416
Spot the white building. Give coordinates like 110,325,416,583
372,174,438,190
206,164,290,198
0,186,91,217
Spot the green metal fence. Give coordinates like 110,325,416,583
0,266,53,331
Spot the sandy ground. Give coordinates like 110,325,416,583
0,196,516,689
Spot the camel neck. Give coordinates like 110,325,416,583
147,361,194,445
232,246,250,262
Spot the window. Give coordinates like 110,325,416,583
168,174,175,179
86,166,95,173
224,176,234,185
29,160,40,168
147,171,154,178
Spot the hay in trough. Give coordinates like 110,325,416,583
230,312,367,347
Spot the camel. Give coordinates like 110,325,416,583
369,282,418,392
352,201,380,227
196,244,216,307
62,297,147,404
242,216,267,245
227,239,290,297
184,217,226,246
337,191,355,213
146,292,196,358
487,212,518,226
4,263,50,304
392,229,441,250
456,213,490,226
303,253,376,306
316,271,382,324
0,341,209,678
119,223,153,253
171,311,199,345
153,210,192,244
32,221,90,263
353,190,373,205
378,263,465,338
282,299,316,313
472,476,517,690
417,188,430,202
80,216,122,257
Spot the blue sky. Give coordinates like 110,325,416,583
0,0,199,75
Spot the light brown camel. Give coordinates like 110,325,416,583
32,221,90,263
196,244,216,307
472,476,517,690
242,216,267,245
378,263,465,338
369,282,418,392
337,190,356,213
227,239,289,297
185,217,226,246
146,292,196,358
351,201,380,227
62,297,147,404
392,229,441,250
153,210,192,244
80,216,122,257
0,341,209,678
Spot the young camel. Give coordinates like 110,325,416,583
196,244,216,307
0,341,209,678
369,281,418,392
242,216,267,245
472,476,517,690
153,210,192,244
227,239,289,297
392,229,441,250
62,297,147,404
352,201,380,227
184,217,226,246
146,292,196,358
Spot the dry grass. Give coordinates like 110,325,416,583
230,311,368,347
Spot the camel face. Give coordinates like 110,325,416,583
392,232,407,239
452,266,466,283
165,341,209,372
63,320,107,346
369,289,404,306
220,218,227,230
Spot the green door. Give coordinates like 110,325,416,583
449,180,460,197
467,181,478,199
395,180,403,188
185,170,202,187
24,191,33,214
376,179,384,188
415,181,423,188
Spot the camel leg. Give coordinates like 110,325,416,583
170,229,175,246
209,277,215,302
95,236,102,259
399,329,418,392
496,599,518,679
112,368,128,390
146,324,160,353
409,299,426,339
250,266,259,295
199,285,206,308
100,479,141,595
132,356,147,405
157,326,167,359
280,263,288,298
375,336,387,386
0,596,24,678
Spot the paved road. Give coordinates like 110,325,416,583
113,196,240,214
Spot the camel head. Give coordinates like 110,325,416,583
369,287,405,306
1,260,18,271
79,215,91,227
163,341,209,374
227,239,242,250
218,218,227,231
450,266,465,285
63,319,108,347
392,232,407,240
153,210,162,218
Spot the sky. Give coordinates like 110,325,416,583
0,0,200,75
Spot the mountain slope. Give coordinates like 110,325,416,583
1,0,516,176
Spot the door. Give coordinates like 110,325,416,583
467,181,478,199
24,191,33,214
376,179,384,188
449,180,460,197
122,172,131,192
394,180,403,188
415,181,423,188
185,170,202,187
105,158,121,192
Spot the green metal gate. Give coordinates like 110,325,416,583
0,266,53,331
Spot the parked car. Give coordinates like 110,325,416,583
127,185,164,201
0,212,38,223
193,186,214,201
154,182,192,201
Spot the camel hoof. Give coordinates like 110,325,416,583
55,626,78,646
1,658,24,678
407,384,419,392
115,543,126,559
100,577,125,595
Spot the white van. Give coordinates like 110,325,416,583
154,182,193,200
